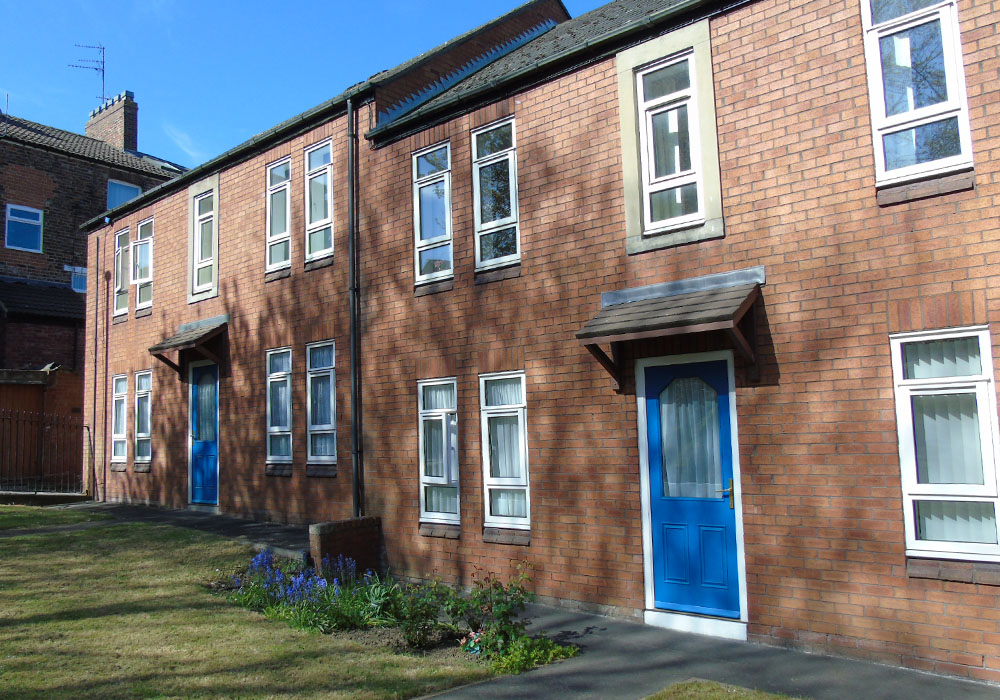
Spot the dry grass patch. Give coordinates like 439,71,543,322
643,679,801,700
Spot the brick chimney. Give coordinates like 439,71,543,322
85,90,138,151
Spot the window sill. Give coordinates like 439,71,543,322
306,463,337,477
906,556,1000,586
415,279,454,297
112,314,128,325
419,522,461,539
877,169,974,206
110,462,127,472
628,217,724,255
135,307,152,319
475,264,521,285
483,527,530,546
264,463,292,477
265,268,291,283
304,255,334,272
133,462,151,473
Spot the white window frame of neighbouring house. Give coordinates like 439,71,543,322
5,204,43,253
472,120,520,271
480,371,529,529
306,340,336,464
266,157,292,271
418,378,459,524
134,370,152,464
111,374,127,463
890,326,1000,561
193,192,216,294
113,229,130,316
861,0,973,185
266,347,293,464
131,218,153,309
412,142,454,284
304,140,333,262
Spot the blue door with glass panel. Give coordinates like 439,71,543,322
646,360,740,618
191,364,219,505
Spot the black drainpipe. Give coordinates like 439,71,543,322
347,96,364,519
90,237,100,498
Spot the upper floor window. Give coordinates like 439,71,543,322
305,141,333,261
193,192,215,293
472,120,519,270
637,51,704,233
113,229,130,316
419,378,459,524
862,0,973,184
480,371,529,529
107,180,142,210
890,327,1000,561
413,143,453,284
132,219,153,309
266,159,291,270
5,204,43,253
306,341,336,463
64,265,86,293
266,347,292,463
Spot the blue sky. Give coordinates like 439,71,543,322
1,0,602,169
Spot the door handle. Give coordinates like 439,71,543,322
715,478,734,509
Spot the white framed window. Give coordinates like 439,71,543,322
131,218,153,309
306,341,336,463
413,143,453,284
113,229,130,316
266,158,291,270
193,191,215,293
890,327,1000,561
111,374,127,462
480,371,529,528
107,180,141,209
266,347,292,463
472,120,519,270
304,141,333,261
64,265,86,293
636,50,705,233
862,0,973,184
134,370,152,463
419,378,459,523
5,204,43,253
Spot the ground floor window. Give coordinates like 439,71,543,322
480,371,529,528
135,371,152,463
266,348,292,463
111,375,127,462
418,378,459,523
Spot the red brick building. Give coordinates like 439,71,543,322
83,0,1000,682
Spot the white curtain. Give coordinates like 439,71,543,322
490,489,526,518
423,383,455,410
423,419,445,478
309,344,334,369
426,486,458,514
136,395,150,434
912,394,984,485
311,375,332,425
485,378,521,406
197,374,216,441
489,415,521,478
269,379,289,429
916,500,997,544
660,377,721,498
904,337,981,379
311,432,336,457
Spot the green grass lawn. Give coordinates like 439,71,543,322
0,520,492,699
644,679,800,700
0,504,111,531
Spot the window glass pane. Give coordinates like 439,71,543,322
269,434,291,457
903,337,981,379
309,344,334,369
72,272,87,293
488,415,521,478
199,220,213,261
476,124,512,158
7,220,41,250
108,181,141,209
642,59,690,101
137,221,153,240
880,20,947,117
419,244,452,276
137,394,151,433
137,282,152,305
422,383,456,410
310,432,336,457
308,226,332,255
134,242,151,280
269,240,290,267
197,194,213,216
308,144,331,171
113,399,126,434
269,161,290,185
883,117,961,170
136,373,152,392
651,104,691,178
485,378,522,406
871,0,940,24
114,377,127,394
116,232,130,250
269,189,288,235
113,440,126,458
480,227,517,262
269,351,291,374
660,377,722,498
118,247,130,288
136,438,151,460
416,147,448,178
269,380,289,428
426,485,458,514
423,419,445,477
478,160,511,223
490,488,526,518
196,265,213,287
649,183,699,222
309,172,330,223
310,374,332,425
9,207,41,222
419,181,447,240
916,501,997,543
912,393,984,485
197,374,216,441
116,289,129,311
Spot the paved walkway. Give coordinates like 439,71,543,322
33,502,1000,699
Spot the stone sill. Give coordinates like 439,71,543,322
133,462,150,473
414,279,454,297
112,314,127,325
264,463,292,477
306,464,337,478
265,268,291,283
475,264,520,285
906,556,1000,586
305,256,334,272
483,527,530,546
135,307,152,318
877,170,974,206
419,522,460,539
109,462,127,472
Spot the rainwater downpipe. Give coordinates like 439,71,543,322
347,96,364,519
89,236,100,498
101,244,111,501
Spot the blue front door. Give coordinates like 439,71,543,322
646,360,740,618
191,364,219,505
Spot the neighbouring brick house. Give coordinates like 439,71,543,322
0,92,182,490
82,0,1000,683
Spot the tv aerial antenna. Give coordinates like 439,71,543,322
69,44,106,103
